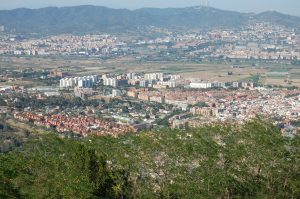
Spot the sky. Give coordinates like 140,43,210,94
0,0,299,16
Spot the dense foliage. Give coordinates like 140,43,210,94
0,97,6,106
12,95,99,110
0,120,299,198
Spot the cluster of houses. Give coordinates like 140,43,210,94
14,112,137,137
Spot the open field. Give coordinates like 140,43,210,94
0,80,47,87
1,55,300,87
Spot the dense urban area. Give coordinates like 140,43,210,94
0,70,300,141
0,22,300,62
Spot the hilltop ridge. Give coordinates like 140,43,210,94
0,5,299,34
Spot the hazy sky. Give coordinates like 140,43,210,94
1,0,299,16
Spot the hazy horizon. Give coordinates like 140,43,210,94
0,0,299,16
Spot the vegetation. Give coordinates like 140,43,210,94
156,110,182,127
11,95,99,110
0,97,6,106
0,120,29,153
192,102,209,108
291,60,300,66
0,119,299,198
242,74,261,84
0,6,299,35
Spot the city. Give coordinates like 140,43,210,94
1,22,299,63
0,70,299,138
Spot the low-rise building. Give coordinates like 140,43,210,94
127,90,139,99
191,107,216,116
138,93,150,101
150,95,165,103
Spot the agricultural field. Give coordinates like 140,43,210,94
1,55,300,87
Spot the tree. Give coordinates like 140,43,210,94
0,177,24,199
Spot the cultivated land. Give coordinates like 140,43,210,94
1,55,300,87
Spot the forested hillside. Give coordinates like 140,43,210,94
0,5,299,34
0,120,299,198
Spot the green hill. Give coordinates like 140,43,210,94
0,120,299,198
0,5,299,35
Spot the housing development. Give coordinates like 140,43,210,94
1,70,299,138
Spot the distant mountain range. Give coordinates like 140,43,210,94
0,5,299,35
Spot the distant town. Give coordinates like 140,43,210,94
0,22,299,63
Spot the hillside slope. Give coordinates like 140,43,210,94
1,120,299,198
0,5,299,34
